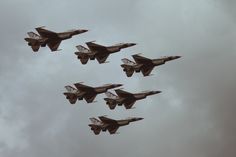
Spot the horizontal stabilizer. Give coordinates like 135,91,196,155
65,85,76,92
63,92,77,104
27,32,41,39
104,98,117,110
76,45,90,53
89,118,101,124
105,91,118,99
121,58,136,65
88,124,101,135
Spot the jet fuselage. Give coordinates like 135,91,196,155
36,27,88,41
89,117,143,134
57,29,88,40
97,117,143,128
106,43,136,53
121,91,161,100
132,91,161,100
104,90,161,108
94,84,123,94
152,56,181,66
117,117,143,126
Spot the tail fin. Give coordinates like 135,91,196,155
27,32,41,39
105,91,118,99
65,85,76,92
89,118,101,124
76,45,90,53
121,58,135,65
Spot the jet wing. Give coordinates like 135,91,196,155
107,125,119,134
95,53,110,64
83,93,97,103
98,116,117,124
86,42,107,52
36,27,58,38
132,54,152,64
74,83,94,92
98,117,119,134
115,89,133,98
47,40,62,51
141,65,154,76
124,100,136,109
63,93,77,104
85,42,109,63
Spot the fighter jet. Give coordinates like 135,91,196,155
104,89,161,109
89,116,143,135
24,32,48,52
63,82,122,104
121,54,181,77
74,41,136,64
32,26,88,51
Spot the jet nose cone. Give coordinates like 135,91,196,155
114,84,123,88
175,56,181,59
136,117,144,121
80,29,89,33
152,91,162,94
129,117,144,122
75,29,88,34
170,56,181,60
128,43,137,47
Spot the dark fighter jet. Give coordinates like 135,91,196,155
63,83,122,104
74,41,136,64
104,89,161,109
25,26,88,52
121,54,181,77
89,116,143,135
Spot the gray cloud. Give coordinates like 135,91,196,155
0,0,236,157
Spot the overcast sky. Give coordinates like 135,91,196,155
0,0,236,157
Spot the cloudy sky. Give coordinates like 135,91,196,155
0,0,236,157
